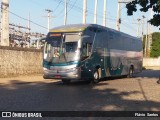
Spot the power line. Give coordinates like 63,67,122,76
0,5,47,30
121,22,137,32
9,11,47,29
54,0,133,30
52,0,63,13
53,0,140,35
54,0,79,20
54,0,82,14
39,0,138,33
54,0,115,21
54,0,118,22
67,0,78,13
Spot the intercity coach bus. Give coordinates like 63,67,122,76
43,24,143,84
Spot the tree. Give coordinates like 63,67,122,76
150,32,160,57
126,0,160,28
143,32,160,57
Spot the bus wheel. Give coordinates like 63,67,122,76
93,69,100,83
62,79,71,84
128,66,134,78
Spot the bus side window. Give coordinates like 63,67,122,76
82,43,87,57
88,43,92,56
81,42,92,60
94,30,108,49
108,31,115,49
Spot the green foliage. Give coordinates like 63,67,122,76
126,1,160,57
150,32,160,57
143,32,160,57
126,0,160,28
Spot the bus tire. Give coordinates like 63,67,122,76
43,75,47,79
93,69,100,83
128,66,134,78
62,79,71,84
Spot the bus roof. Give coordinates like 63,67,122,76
49,24,91,33
49,24,139,40
49,24,111,32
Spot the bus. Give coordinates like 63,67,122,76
43,24,143,84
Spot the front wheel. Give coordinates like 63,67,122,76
93,69,100,83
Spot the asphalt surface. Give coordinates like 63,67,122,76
0,69,160,120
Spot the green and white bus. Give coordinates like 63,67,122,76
43,24,143,83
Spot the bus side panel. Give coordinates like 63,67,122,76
106,31,126,77
92,29,109,79
106,31,143,77
93,29,125,78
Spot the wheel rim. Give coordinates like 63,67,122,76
129,68,133,77
93,69,100,84
94,71,99,80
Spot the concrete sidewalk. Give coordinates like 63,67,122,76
144,66,160,70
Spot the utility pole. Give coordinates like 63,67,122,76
45,9,53,32
1,0,10,46
117,0,121,31
28,13,31,35
18,23,21,32
144,21,148,57
117,0,131,31
64,0,67,25
147,8,153,57
137,18,141,37
83,0,87,24
142,16,145,41
28,13,31,47
94,0,98,24
103,0,107,26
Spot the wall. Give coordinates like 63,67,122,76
0,46,43,78
143,57,160,69
1,46,159,78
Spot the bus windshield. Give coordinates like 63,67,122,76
44,33,81,64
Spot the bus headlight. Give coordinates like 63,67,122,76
72,68,77,71
71,67,80,72
43,68,48,71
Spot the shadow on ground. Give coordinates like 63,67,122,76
135,69,160,78
0,70,159,120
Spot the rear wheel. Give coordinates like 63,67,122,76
62,79,71,84
157,80,160,84
128,66,134,78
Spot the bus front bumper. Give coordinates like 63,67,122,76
43,68,81,80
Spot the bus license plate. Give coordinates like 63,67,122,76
54,75,61,78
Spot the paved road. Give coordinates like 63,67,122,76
0,69,160,120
